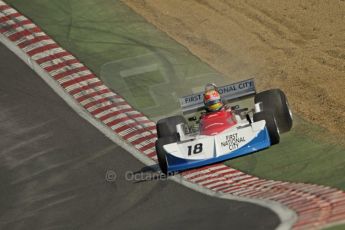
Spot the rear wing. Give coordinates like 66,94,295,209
179,78,256,114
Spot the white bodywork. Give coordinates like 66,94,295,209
164,120,266,160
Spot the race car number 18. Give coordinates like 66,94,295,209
187,143,203,155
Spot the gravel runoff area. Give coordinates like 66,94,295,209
124,0,345,143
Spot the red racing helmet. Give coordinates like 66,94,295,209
203,84,223,112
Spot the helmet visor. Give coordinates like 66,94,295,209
205,99,221,107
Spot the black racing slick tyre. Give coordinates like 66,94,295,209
156,115,187,139
254,111,280,145
155,136,176,174
254,89,293,133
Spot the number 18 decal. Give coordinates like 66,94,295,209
187,143,203,156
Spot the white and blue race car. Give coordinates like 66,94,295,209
155,79,293,174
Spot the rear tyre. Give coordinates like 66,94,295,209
156,115,187,139
155,136,176,174
254,111,280,145
254,89,293,133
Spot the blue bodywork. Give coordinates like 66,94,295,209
166,127,271,172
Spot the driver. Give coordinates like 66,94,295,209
203,83,224,112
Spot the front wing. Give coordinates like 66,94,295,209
163,121,272,172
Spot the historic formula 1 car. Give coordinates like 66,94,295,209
155,79,293,174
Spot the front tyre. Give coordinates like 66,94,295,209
155,136,176,174
255,89,293,133
156,115,187,139
254,111,280,145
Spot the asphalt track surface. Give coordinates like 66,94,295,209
0,43,280,230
